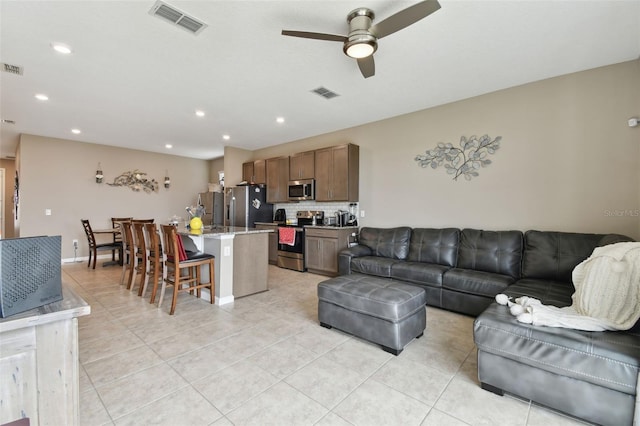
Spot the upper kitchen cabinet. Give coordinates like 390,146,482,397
266,156,290,203
242,160,266,184
289,150,315,180
315,144,359,202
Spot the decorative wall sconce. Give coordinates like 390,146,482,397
164,170,171,189
95,163,104,183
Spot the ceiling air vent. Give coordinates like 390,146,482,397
311,87,340,99
1,63,23,76
149,0,207,35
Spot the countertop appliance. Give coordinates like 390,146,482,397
198,192,224,227
274,208,286,224
277,210,323,272
288,179,315,201
335,210,358,227
225,184,273,228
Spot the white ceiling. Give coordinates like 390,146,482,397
1,0,639,160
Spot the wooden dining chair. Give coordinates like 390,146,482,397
143,223,165,301
118,221,135,287
159,225,215,315
130,221,148,293
81,219,123,269
111,217,132,263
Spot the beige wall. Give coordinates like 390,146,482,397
16,60,640,260
254,60,640,240
223,146,253,187
18,134,209,258
0,159,17,238
208,157,224,185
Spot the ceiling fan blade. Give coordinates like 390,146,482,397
370,0,441,39
357,56,375,78
281,30,347,43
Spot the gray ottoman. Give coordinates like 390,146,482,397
318,273,426,355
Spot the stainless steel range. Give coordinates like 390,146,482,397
277,210,324,272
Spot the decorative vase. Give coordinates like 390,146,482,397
189,217,203,231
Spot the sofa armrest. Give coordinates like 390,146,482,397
338,245,372,275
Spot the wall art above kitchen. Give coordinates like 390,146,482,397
415,134,501,181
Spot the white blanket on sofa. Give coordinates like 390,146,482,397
496,242,640,330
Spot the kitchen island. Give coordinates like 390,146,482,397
178,226,273,305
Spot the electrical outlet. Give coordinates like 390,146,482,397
73,239,78,249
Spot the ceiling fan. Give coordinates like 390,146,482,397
281,0,441,78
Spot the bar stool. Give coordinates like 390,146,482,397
111,217,132,263
159,225,215,315
117,221,134,286
130,221,148,294
142,223,165,301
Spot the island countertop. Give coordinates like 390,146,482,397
177,225,274,238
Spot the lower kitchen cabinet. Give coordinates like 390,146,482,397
305,227,356,276
255,223,278,265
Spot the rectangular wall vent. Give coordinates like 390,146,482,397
1,63,23,75
311,87,340,99
149,1,207,35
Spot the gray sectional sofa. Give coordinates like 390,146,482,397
337,227,639,425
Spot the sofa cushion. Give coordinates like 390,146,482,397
407,228,460,267
504,278,574,307
358,227,412,260
522,231,604,282
474,302,640,396
351,256,401,278
457,229,523,278
391,262,450,287
443,269,515,297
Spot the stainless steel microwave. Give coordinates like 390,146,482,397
288,179,315,201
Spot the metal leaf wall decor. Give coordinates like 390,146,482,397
415,134,501,181
107,170,159,193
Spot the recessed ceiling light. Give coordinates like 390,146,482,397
276,117,285,124
71,128,81,134
51,42,72,54
222,135,230,141
35,94,49,101
195,110,205,117
165,144,173,149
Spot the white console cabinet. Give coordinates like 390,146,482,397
0,285,90,425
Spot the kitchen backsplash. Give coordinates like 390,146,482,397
274,201,359,223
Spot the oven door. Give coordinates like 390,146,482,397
277,227,306,271
277,227,304,254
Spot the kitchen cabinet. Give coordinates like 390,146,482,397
242,160,266,184
305,227,356,276
315,144,359,202
255,223,278,265
289,150,315,180
266,156,290,203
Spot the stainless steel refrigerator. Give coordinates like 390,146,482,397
198,192,224,227
224,185,273,227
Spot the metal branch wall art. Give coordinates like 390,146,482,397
107,170,159,193
415,134,502,181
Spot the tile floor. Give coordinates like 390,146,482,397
65,262,591,426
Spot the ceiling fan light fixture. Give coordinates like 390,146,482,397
344,35,377,59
